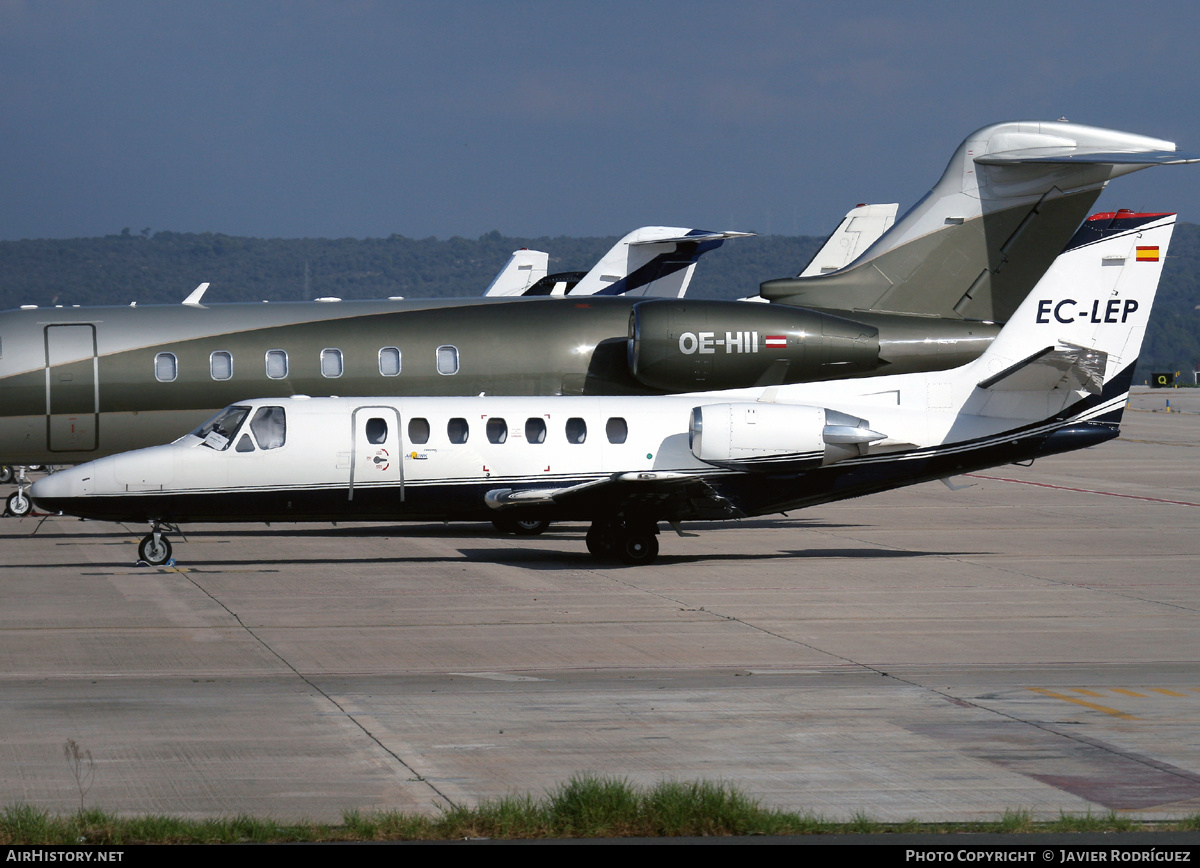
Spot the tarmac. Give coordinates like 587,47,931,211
1,386,1198,823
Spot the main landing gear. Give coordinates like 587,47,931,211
138,521,180,566
586,519,660,566
491,516,552,536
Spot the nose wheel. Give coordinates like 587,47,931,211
138,522,179,565
4,465,35,517
138,533,173,566
6,489,32,517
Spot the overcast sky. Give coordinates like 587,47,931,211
2,0,1199,241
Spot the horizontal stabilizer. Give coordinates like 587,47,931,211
977,150,1200,166
629,230,755,247
977,343,1107,395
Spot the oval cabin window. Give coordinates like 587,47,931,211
154,352,178,382
266,349,288,379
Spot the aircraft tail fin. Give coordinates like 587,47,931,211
739,204,897,303
482,249,550,296
761,121,1196,321
963,210,1174,424
570,227,753,298
797,203,898,277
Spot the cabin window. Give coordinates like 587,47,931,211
321,348,344,378
566,417,587,444
606,417,628,444
408,417,430,444
210,351,233,380
436,345,459,375
191,405,250,451
525,417,547,444
250,406,287,449
486,418,508,444
379,347,401,377
154,352,177,382
366,417,388,445
235,434,255,452
447,417,469,444
266,349,288,379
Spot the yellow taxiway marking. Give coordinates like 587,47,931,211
1148,688,1189,697
1068,688,1105,697
1109,688,1148,698
1026,687,1136,719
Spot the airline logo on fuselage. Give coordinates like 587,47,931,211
679,332,783,354
1035,299,1139,324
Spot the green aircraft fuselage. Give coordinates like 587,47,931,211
0,295,997,465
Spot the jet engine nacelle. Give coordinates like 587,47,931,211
689,403,885,472
628,300,881,391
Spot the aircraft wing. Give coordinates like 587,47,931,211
484,470,742,520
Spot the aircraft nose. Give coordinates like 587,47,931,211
30,466,91,504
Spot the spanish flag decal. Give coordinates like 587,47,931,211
1136,246,1160,262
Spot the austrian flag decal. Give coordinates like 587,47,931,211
1136,246,1160,262
764,335,787,349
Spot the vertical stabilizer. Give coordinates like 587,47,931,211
964,211,1174,423
482,249,550,296
570,227,753,298
761,121,1195,321
797,203,898,277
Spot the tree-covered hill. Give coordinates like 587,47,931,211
2,224,1197,378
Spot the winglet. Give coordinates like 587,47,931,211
182,283,210,305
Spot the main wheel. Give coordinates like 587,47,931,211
511,518,550,536
0,466,13,484
138,534,173,566
617,530,659,566
586,525,616,558
492,517,551,536
6,490,32,517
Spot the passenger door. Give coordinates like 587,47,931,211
348,406,403,501
44,324,98,452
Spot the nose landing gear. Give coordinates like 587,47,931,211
138,521,180,566
4,466,35,517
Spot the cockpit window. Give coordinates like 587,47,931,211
250,406,286,449
192,405,251,451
